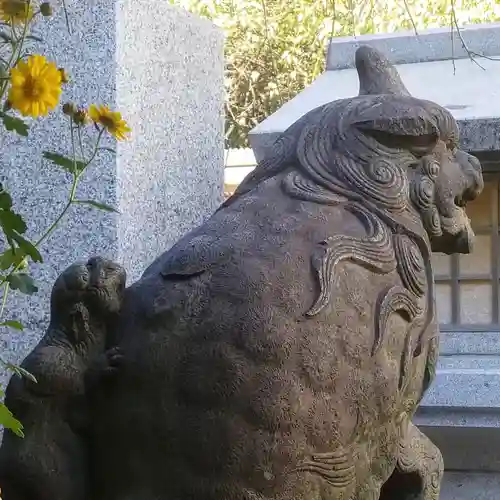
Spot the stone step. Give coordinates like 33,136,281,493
441,472,500,500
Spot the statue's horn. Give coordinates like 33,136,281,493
355,45,411,97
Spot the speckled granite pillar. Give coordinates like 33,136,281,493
0,0,224,377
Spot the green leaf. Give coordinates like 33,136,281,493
0,209,27,235
42,152,86,174
0,248,25,271
0,320,23,330
0,402,24,437
0,113,29,136
0,188,12,210
0,249,16,270
11,233,42,263
7,273,38,295
74,199,119,213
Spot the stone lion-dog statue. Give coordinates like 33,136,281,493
0,46,483,500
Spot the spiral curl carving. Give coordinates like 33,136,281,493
393,235,426,298
307,203,396,317
409,158,443,239
338,156,408,212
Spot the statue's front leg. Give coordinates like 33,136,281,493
379,421,443,500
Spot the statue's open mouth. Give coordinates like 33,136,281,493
430,216,475,255
454,195,467,208
430,168,482,255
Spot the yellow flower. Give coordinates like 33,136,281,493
0,0,33,25
89,104,131,141
8,55,62,117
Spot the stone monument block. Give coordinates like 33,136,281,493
0,0,223,378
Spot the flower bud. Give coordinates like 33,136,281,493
62,102,77,117
58,67,69,84
40,2,52,16
74,108,90,126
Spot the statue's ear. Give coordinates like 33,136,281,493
353,96,440,156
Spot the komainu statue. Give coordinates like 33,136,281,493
0,46,483,500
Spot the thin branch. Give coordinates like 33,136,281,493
61,0,72,34
450,0,485,70
450,7,456,75
330,0,336,40
349,0,356,36
402,0,418,36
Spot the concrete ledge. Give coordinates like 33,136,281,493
418,332,500,414
421,363,500,410
441,471,500,499
249,57,500,161
415,335,500,471
415,424,500,472
326,23,500,70
250,25,500,162
440,331,500,356
415,406,500,428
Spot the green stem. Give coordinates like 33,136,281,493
0,34,16,99
0,282,10,320
35,173,78,248
70,117,77,173
77,126,85,159
0,2,33,100
61,0,71,34
13,2,36,65
0,168,78,290
85,129,105,166
0,123,106,291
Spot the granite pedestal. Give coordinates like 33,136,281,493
0,0,224,382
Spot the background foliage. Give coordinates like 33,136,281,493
172,0,500,149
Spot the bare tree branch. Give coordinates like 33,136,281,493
450,0,485,70
402,0,418,36
330,0,336,40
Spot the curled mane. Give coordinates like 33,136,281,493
222,94,459,215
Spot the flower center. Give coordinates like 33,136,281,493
24,76,45,99
3,0,29,19
100,115,116,130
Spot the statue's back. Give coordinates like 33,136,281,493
91,172,434,500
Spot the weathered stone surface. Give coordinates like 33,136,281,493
0,46,484,500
